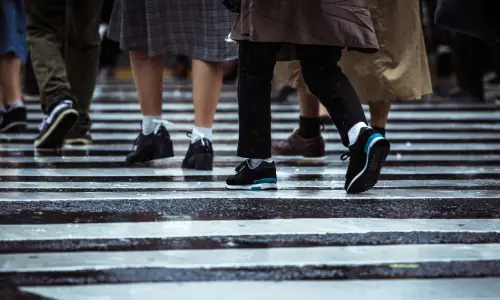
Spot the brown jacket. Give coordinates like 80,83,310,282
229,0,379,54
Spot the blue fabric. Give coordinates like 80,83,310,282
0,0,28,63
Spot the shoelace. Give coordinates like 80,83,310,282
186,128,206,146
152,119,175,134
340,152,351,161
235,159,250,172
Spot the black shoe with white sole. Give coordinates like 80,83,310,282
35,100,79,149
125,124,174,163
0,105,27,133
182,137,214,170
64,130,93,145
226,159,277,190
342,127,390,194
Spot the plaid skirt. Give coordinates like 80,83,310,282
108,0,238,61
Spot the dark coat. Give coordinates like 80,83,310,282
229,0,379,54
435,0,500,45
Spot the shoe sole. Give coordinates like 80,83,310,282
64,138,92,146
0,121,28,133
182,153,214,171
226,178,278,190
125,140,175,164
226,183,278,190
34,109,79,149
346,137,390,194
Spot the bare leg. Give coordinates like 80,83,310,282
191,59,223,128
369,101,391,128
129,50,163,116
298,87,320,117
319,104,329,118
0,55,23,104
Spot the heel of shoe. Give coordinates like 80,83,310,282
157,139,175,159
194,153,213,170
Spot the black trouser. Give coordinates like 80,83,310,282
237,41,367,159
452,33,489,100
25,0,102,133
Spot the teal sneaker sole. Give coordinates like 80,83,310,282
226,178,278,190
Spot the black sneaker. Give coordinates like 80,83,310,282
226,159,278,190
0,105,27,133
34,100,79,149
125,124,174,163
182,137,214,170
341,127,390,194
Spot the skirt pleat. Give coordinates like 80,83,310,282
108,0,238,61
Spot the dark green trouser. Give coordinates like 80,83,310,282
25,0,102,132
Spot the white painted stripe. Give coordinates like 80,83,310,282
1,219,499,242
1,179,498,191
23,122,500,131
0,166,498,177
0,189,498,202
91,90,238,99
0,155,497,164
24,102,500,111
4,132,500,141
20,278,500,300
24,111,500,121
2,143,500,151
2,244,500,272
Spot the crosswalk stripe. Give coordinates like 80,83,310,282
0,179,497,191
2,244,500,276
20,122,500,131
2,143,500,151
21,111,500,121
4,132,500,141
2,189,498,202
3,79,500,295
2,219,499,241
23,102,500,112
19,278,500,300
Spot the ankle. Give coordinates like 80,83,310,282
298,116,321,139
191,126,213,143
249,158,273,169
371,126,386,137
142,115,162,135
348,122,369,146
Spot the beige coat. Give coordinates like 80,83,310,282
229,0,379,55
275,0,432,103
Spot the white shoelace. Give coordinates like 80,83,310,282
152,119,175,134
190,127,207,146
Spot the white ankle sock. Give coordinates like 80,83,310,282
348,122,369,146
142,115,161,135
191,126,213,143
249,158,273,169
8,101,24,110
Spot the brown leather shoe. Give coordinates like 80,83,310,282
272,128,325,157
